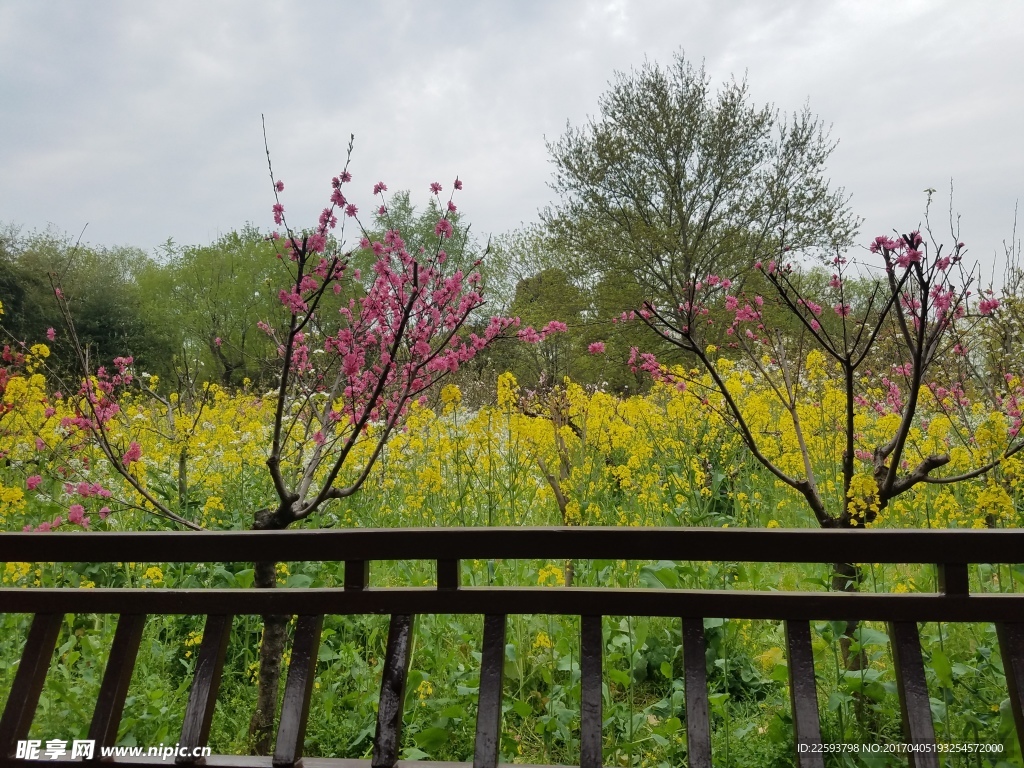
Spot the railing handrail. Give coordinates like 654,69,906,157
2,527,1024,767
2,587,1023,623
2,526,1024,565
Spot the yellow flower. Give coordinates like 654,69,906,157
184,630,204,647
537,563,565,586
416,679,433,703
440,384,462,407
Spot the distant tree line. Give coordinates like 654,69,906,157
6,52,1018,404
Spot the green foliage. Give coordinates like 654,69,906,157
8,558,1020,765
542,51,858,313
0,225,172,377
141,226,283,389
506,267,585,385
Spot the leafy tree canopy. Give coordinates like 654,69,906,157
543,51,859,312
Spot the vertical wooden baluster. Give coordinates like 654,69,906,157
937,563,969,596
88,613,146,747
473,614,507,768
889,621,938,768
0,613,63,757
437,559,460,590
580,615,603,768
345,560,369,591
682,618,711,768
997,623,1024,749
785,620,823,768
273,614,324,768
176,614,233,765
371,614,416,768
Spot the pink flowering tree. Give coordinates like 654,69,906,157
33,133,515,747
244,138,514,749
632,231,1022,528
619,225,1024,646
5,281,205,533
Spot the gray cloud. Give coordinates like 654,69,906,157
1,0,1020,277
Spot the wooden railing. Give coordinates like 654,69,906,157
1,527,1023,768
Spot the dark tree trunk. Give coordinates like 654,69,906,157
248,506,292,755
831,561,864,670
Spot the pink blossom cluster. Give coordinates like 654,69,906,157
121,441,142,466
265,176,516,445
979,297,1000,315
517,320,568,344
627,347,665,379
65,481,112,499
24,502,100,532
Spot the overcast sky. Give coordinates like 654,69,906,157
1,1,1021,277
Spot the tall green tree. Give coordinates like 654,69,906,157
507,267,585,385
543,52,859,313
0,225,170,377
141,226,283,389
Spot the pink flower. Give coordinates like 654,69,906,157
279,289,309,314
517,327,542,344
345,204,358,218
46,327,56,341
214,337,222,347
307,233,327,253
99,506,110,520
447,201,457,212
588,341,606,354
800,300,823,316
979,298,1000,315
272,203,284,225
541,320,568,336
430,182,443,194
454,178,463,190
870,235,900,254
435,219,454,239
275,180,285,192
834,303,851,317
122,442,142,466
26,475,42,491
373,182,388,195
